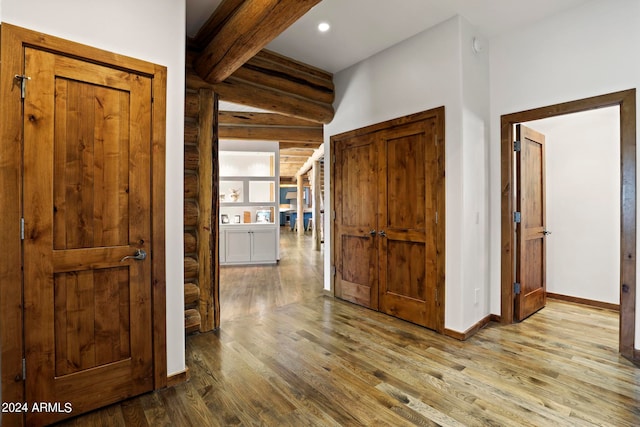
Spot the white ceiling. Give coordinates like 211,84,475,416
186,0,590,74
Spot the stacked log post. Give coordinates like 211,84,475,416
184,231,197,254
183,88,218,334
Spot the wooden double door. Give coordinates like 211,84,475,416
332,108,445,331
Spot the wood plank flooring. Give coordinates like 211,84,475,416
218,228,325,322
56,229,639,426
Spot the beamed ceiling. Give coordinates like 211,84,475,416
186,0,328,183
186,0,591,181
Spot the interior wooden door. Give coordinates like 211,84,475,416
22,47,154,426
515,124,547,321
334,133,379,308
377,120,440,329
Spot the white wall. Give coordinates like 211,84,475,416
489,0,640,347
325,16,491,333
460,19,491,328
1,0,187,374
525,107,620,304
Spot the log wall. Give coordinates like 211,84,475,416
183,88,219,333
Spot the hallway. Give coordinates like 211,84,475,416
219,228,325,322
58,231,639,426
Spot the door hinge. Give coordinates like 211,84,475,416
513,211,521,223
435,212,438,224
331,265,336,277
22,358,26,380
514,140,521,152
20,218,25,240
332,210,336,221
514,282,521,295
15,74,31,99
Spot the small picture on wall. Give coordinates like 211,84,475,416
256,210,271,223
234,215,241,224
221,214,229,224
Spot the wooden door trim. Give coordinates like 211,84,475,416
0,23,167,422
330,107,446,332
500,89,636,360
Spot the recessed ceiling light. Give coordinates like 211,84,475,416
318,22,330,33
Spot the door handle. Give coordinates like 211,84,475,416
542,230,552,236
120,249,147,262
368,229,376,236
378,230,387,237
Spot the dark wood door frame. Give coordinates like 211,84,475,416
0,23,168,426
500,89,637,361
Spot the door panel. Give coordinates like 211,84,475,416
384,240,427,300
515,124,547,321
23,47,153,426
385,131,426,229
225,229,252,263
251,228,277,262
378,120,439,329
339,235,377,306
53,78,131,250
334,135,378,308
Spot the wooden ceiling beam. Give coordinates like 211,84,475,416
189,0,244,51
219,111,320,128
186,4,335,125
280,150,316,157
280,152,317,157
281,154,315,158
279,141,322,150
281,159,314,165
193,0,321,84
216,76,334,124
217,108,324,143
219,125,322,143
234,50,334,105
187,66,333,124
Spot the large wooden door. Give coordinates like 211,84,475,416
378,120,440,329
334,134,379,308
514,124,547,321
22,47,154,426
332,108,445,331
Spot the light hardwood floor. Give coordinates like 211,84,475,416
57,229,639,426
218,228,325,322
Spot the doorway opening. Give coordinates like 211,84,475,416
523,107,620,313
215,101,326,324
500,89,637,361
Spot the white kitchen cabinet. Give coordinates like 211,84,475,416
220,225,277,265
249,227,278,262
219,141,280,264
